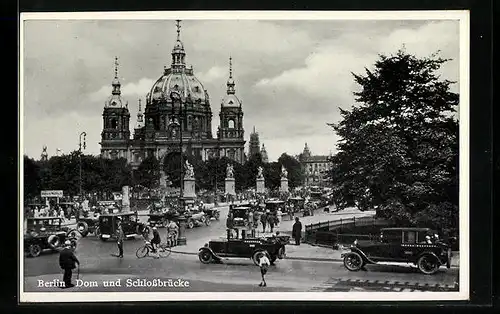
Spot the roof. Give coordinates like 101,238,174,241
99,212,137,217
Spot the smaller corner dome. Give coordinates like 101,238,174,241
221,94,241,107
106,94,124,108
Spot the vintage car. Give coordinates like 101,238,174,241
229,203,253,227
264,199,285,217
341,227,452,275
97,212,147,241
147,203,180,228
198,230,289,265
76,211,101,237
184,208,210,229
202,206,220,221
24,217,79,257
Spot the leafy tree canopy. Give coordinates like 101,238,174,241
328,49,459,235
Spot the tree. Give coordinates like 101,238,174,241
24,155,40,201
328,49,459,235
135,155,161,189
278,153,304,188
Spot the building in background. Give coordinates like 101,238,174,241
100,21,246,168
299,143,331,186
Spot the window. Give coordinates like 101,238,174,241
110,118,118,129
228,119,235,129
403,231,417,244
381,230,402,243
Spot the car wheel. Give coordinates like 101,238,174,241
343,252,364,271
277,246,285,259
214,212,220,220
417,254,440,275
70,239,78,250
77,222,89,235
198,249,213,264
47,234,61,250
252,250,267,266
187,219,194,229
200,216,206,224
205,218,211,226
95,227,101,237
67,229,81,240
29,244,42,257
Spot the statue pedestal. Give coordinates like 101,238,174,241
225,178,236,196
256,177,265,194
182,178,196,199
280,178,289,193
121,186,130,211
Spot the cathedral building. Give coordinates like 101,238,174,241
247,127,268,162
299,143,331,186
100,21,246,168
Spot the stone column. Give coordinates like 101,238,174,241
176,215,187,245
256,177,265,194
280,178,289,193
122,185,130,211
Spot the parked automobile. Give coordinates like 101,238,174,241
97,212,147,241
203,206,221,221
184,208,210,229
147,203,180,228
24,217,79,257
198,230,289,265
229,203,252,227
76,212,100,237
341,227,452,275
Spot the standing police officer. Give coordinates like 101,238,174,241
59,240,80,288
116,218,124,258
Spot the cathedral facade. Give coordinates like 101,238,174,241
99,21,246,168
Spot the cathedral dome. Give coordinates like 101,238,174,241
222,93,241,107
147,69,208,104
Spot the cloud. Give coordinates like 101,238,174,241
197,66,227,84
22,19,460,162
89,77,156,102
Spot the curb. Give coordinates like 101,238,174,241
167,249,460,267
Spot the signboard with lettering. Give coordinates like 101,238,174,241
41,190,63,198
98,201,116,206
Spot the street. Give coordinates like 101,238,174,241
23,205,459,293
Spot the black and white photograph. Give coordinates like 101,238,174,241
20,11,469,302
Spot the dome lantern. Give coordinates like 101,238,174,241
112,56,121,95
171,20,186,73
227,56,235,95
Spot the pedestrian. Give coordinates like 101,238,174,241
115,218,124,258
292,217,302,245
34,206,40,218
260,211,268,233
258,252,270,287
59,240,80,288
166,220,179,246
276,207,282,227
268,214,275,233
226,213,235,238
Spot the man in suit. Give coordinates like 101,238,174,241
116,218,124,258
59,240,80,288
292,217,302,245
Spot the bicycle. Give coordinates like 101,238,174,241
136,240,172,259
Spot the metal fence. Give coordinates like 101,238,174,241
304,216,390,245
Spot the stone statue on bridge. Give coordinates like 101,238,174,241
257,166,264,179
184,160,194,179
281,165,288,178
226,163,234,178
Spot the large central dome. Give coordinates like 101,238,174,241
146,24,208,105
147,67,208,104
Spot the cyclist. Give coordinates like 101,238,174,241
151,225,161,258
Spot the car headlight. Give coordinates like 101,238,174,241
353,239,358,245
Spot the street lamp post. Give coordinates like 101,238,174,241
170,91,187,245
78,132,87,199
214,131,221,206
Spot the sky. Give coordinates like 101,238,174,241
22,14,461,162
